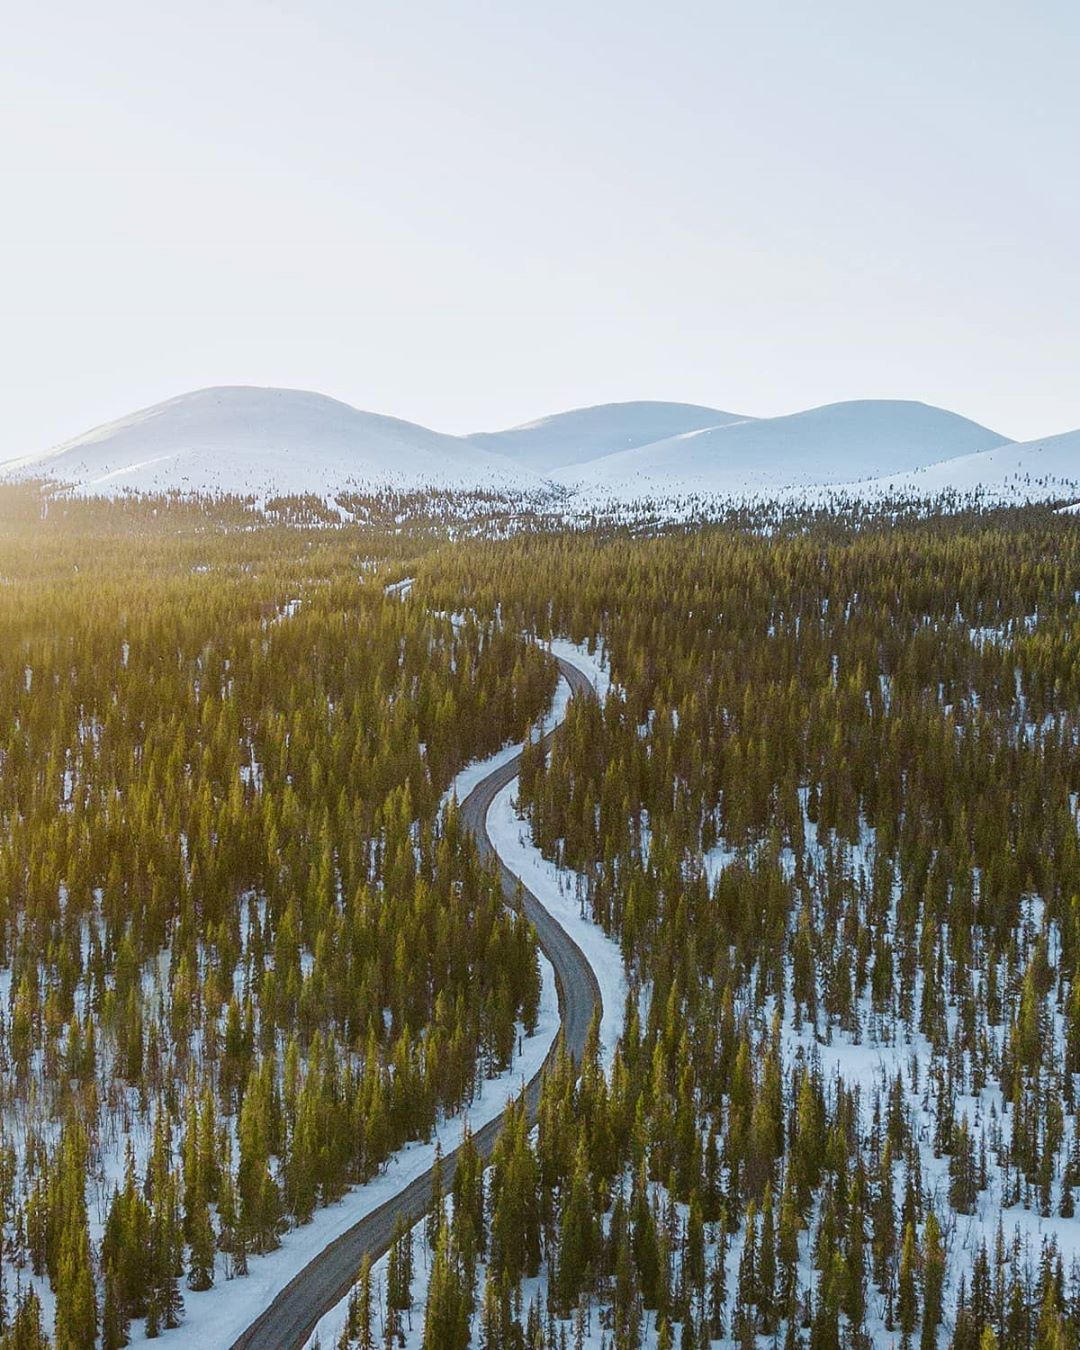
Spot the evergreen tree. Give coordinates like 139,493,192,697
897,1221,919,1348
422,1219,472,1350
921,1210,945,1349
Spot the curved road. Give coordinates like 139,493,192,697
231,656,601,1350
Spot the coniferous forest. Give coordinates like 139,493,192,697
3,486,1080,1348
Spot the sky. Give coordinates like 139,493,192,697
1,0,1078,459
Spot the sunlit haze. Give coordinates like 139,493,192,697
2,0,1078,460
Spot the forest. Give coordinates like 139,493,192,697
0,488,550,1347
2,486,1080,1348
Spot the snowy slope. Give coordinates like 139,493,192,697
0,386,546,499
7,387,1072,511
465,400,749,472
842,426,1080,505
557,400,1013,503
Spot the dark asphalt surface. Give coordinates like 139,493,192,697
230,656,602,1350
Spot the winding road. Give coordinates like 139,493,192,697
230,656,601,1350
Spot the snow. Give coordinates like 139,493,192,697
842,425,1080,504
303,1206,434,1350
460,637,624,1064
384,576,415,600
557,400,1012,505
440,677,574,811
487,783,626,1068
774,952,1080,1343
127,951,560,1350
299,628,1080,1348
442,638,612,811
465,401,749,473
303,638,621,1350
7,385,1067,516
0,387,546,501
544,637,615,701
159,637,613,1346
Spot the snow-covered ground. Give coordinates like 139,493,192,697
464,401,748,474
303,1204,434,1350
383,575,415,600
556,400,1011,504
488,782,627,1067
441,676,575,811
299,633,1080,1348
836,425,1080,505
545,636,615,701
441,638,613,813
304,641,623,1350
7,386,1076,513
126,949,559,1350
0,387,546,501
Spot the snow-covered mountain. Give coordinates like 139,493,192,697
842,427,1080,505
465,400,748,473
4,385,1075,513
556,400,1014,503
0,387,546,500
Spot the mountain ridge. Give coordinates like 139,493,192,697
0,386,546,499
464,400,750,472
3,384,1074,511
557,399,1014,500
840,426,1080,504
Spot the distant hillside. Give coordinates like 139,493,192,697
6,386,1072,514
465,400,748,472
0,386,545,500
557,400,1014,503
844,427,1080,505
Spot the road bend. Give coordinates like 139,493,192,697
230,656,602,1350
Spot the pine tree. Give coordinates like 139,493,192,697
3,1290,49,1350
758,1185,777,1332
921,1210,945,1349
349,1253,375,1350
734,1202,758,1344
237,1065,282,1254
897,1220,919,1348
556,1143,598,1311
422,1219,472,1350
53,1215,98,1349
187,1179,217,1291
102,1266,129,1350
51,1122,98,1350
427,1144,445,1253
707,1223,728,1340
387,1214,414,1335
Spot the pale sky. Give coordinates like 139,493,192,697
2,0,1078,458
